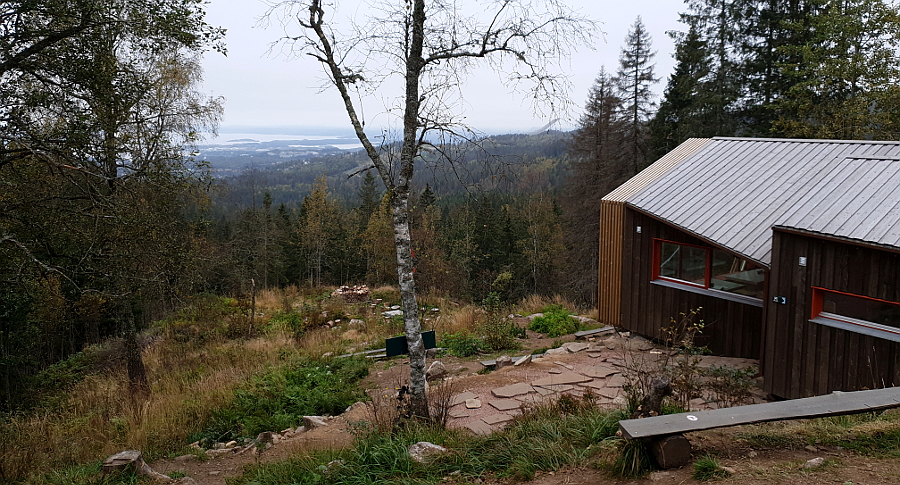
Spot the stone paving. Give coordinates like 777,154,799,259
444,337,763,436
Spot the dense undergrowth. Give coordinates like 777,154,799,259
194,356,369,445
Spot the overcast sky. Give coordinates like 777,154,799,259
200,0,686,137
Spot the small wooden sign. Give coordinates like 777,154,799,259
385,330,436,357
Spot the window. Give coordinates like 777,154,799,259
812,287,900,340
653,239,765,300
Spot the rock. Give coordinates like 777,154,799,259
383,309,403,318
628,335,654,351
563,342,590,353
408,441,449,463
324,459,345,474
604,337,628,350
174,478,197,484
205,449,233,458
208,470,221,476
804,445,819,452
102,450,170,481
495,355,512,369
348,318,366,329
648,471,673,481
390,305,401,310
426,348,439,358
722,466,737,474
544,347,568,356
331,285,370,302
513,354,532,366
747,451,758,458
225,440,237,448
426,361,448,380
303,416,329,429
465,398,482,409
525,313,544,321
345,401,366,413
174,454,197,463
803,457,825,469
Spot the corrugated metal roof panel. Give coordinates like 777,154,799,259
626,138,900,265
602,138,711,203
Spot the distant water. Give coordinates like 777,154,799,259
200,131,363,150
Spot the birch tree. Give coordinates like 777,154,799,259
267,0,594,417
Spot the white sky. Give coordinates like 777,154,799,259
200,0,686,136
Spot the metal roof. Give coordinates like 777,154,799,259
627,137,900,266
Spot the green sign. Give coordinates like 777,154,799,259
385,330,436,357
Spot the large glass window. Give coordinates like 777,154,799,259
653,239,764,300
812,287,900,338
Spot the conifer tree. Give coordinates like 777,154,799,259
649,24,717,158
616,16,659,173
562,67,626,305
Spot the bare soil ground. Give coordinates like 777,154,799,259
150,326,900,485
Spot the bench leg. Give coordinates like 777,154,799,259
650,434,692,469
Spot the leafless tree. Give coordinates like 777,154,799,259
265,0,596,417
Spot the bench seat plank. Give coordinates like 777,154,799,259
619,387,900,440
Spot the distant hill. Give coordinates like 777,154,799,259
209,130,573,212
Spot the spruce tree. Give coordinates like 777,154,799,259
562,67,626,305
616,17,659,174
649,24,716,158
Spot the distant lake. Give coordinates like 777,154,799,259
200,131,362,150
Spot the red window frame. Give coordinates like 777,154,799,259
652,238,711,289
811,287,900,337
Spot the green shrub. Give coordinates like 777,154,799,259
479,292,521,351
528,305,579,337
194,356,369,445
441,331,483,357
269,310,306,340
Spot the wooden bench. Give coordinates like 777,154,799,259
618,387,900,468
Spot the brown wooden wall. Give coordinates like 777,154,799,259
621,209,764,359
763,229,900,399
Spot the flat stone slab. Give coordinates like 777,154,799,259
465,398,482,409
449,410,470,418
549,368,562,374
534,384,574,395
492,382,536,398
489,399,522,411
578,380,608,390
450,391,478,406
531,371,592,387
563,342,590,353
482,413,514,425
516,394,549,405
581,365,619,379
606,375,627,388
464,421,494,435
594,387,621,399
553,361,575,370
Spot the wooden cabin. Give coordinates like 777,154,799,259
599,137,900,399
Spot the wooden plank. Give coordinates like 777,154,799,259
619,387,900,440
574,327,615,339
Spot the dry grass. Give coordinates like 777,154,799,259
0,330,298,484
515,294,584,315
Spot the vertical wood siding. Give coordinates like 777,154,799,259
621,209,763,359
764,230,900,399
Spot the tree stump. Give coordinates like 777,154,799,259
650,434,692,469
631,376,673,418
